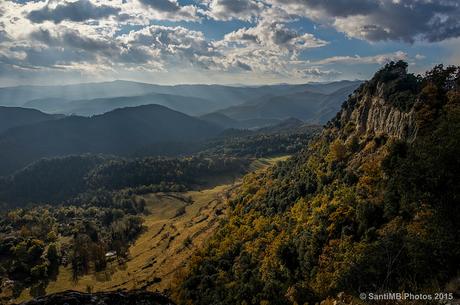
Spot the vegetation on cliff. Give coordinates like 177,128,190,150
174,62,460,305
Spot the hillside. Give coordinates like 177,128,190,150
214,83,360,124
199,113,240,129
0,105,222,176
199,113,283,129
0,107,60,133
174,62,460,304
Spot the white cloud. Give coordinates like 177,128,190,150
204,0,265,21
220,21,327,54
293,66,341,80
311,51,408,66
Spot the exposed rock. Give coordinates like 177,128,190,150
15,290,175,305
322,62,427,151
350,83,415,140
334,80,416,142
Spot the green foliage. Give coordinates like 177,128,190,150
86,156,249,192
0,155,108,206
0,193,145,297
368,60,421,111
199,125,319,158
0,121,318,211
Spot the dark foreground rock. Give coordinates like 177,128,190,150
16,290,175,305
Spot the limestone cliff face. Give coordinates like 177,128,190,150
330,64,419,142
342,84,416,140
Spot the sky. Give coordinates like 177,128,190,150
0,0,459,86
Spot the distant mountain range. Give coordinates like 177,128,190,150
24,93,218,116
0,80,362,175
0,104,221,176
211,83,360,125
0,80,361,127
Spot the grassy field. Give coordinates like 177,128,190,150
13,156,289,302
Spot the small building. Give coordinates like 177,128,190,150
105,251,117,261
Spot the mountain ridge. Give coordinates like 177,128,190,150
0,106,61,133
0,104,222,176
214,83,360,124
0,80,362,113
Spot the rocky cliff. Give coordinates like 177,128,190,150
329,61,419,142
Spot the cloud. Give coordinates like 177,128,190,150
0,21,11,42
205,0,265,21
0,24,163,72
269,0,460,43
270,0,378,18
119,25,218,66
295,67,341,79
138,0,182,12
311,51,408,66
221,20,328,55
137,0,199,21
2,0,452,85
27,0,121,23
210,18,328,75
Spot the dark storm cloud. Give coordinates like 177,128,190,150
27,0,120,23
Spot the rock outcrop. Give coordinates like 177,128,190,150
338,83,416,140
329,61,419,142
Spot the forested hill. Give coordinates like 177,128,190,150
175,61,460,305
0,107,59,133
0,104,222,176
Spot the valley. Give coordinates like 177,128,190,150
11,157,287,304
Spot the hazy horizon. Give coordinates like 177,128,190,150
0,78,366,89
